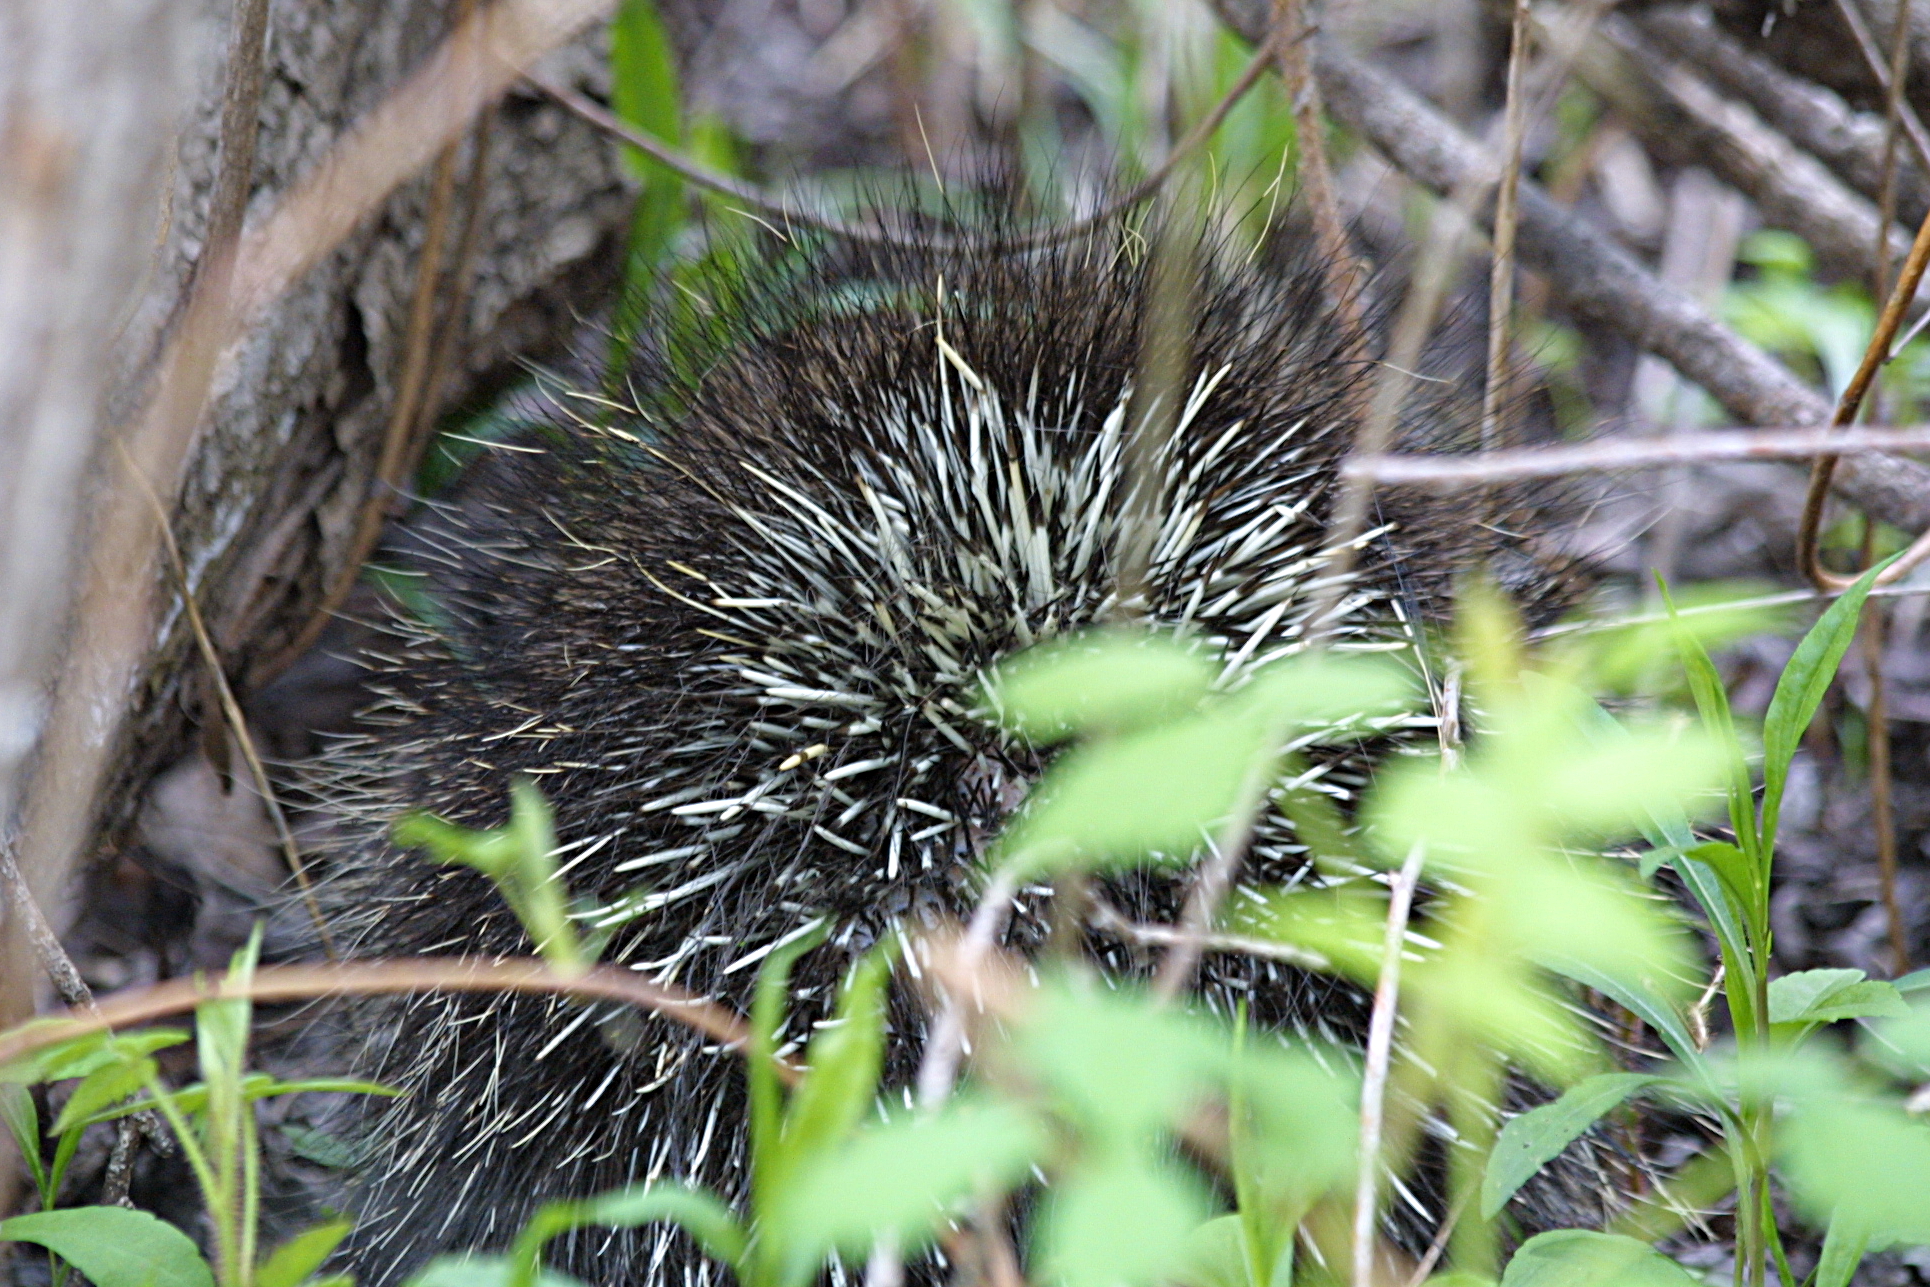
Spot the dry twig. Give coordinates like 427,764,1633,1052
0,957,791,1081
1347,423,1930,486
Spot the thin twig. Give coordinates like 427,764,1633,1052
1,841,170,1173
1086,897,1332,972
1152,753,1275,1003
119,444,336,959
1346,423,1930,486
1353,842,1427,1287
1482,0,1532,453
1300,0,1617,641
0,958,790,1080
1272,0,1365,326
914,867,1022,1109
1797,199,1930,592
1832,0,1930,175
526,29,1281,256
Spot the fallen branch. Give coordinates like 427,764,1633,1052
1292,28,1930,536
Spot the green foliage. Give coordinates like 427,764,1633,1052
0,1208,216,1287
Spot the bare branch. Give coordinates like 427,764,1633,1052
0,957,792,1080
1347,424,1930,486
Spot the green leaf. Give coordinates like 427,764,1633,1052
1537,952,1704,1074
0,1026,189,1086
983,631,1217,743
1760,556,1896,855
1896,967,1930,993
52,1054,157,1134
1173,1216,1252,1287
257,1220,353,1287
547,1184,745,1268
999,704,1271,874
80,1074,397,1129
1017,984,1227,1145
778,944,892,1178
771,1098,1047,1264
748,918,831,1204
0,1207,215,1287
1482,1074,1661,1219
1683,841,1756,924
1767,969,1909,1027
1813,1214,1872,1287
1,1083,46,1197
1780,1083,1930,1244
1498,1231,1700,1287
1661,580,1758,857
1036,1160,1216,1287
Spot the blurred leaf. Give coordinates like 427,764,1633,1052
1896,968,1930,994
1174,1215,1253,1287
81,1075,397,1129
0,1207,215,1287
749,918,831,1205
999,704,1270,875
1538,952,1703,1073
1036,1160,1216,1287
1499,1231,1700,1287
1232,652,1415,730
1233,884,1386,980
257,1220,353,1287
1781,1083,1930,1245
772,1098,1047,1263
776,944,893,1186
1813,1214,1872,1287
0,1084,45,1197
1017,984,1225,1146
1482,1074,1661,1219
1761,557,1894,856
574,1184,745,1266
52,1054,156,1135
1231,1043,1359,1208
0,1026,189,1087
984,631,1216,743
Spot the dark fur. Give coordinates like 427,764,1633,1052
306,212,1588,1285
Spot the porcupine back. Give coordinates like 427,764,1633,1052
304,209,1589,1286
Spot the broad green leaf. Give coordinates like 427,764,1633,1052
258,1220,353,1287
1231,652,1415,731
0,1207,215,1287
1760,556,1896,855
1016,984,1226,1145
1498,1230,1700,1287
984,631,1216,743
611,0,681,183
1767,969,1909,1027
52,1054,157,1134
1232,1044,1359,1202
771,1098,1046,1263
1896,967,1930,993
1036,1160,1216,1287
1781,1085,1930,1244
1482,1074,1660,1219
1173,1215,1252,1287
0,1026,188,1086
1813,1214,1872,1287
999,705,1271,874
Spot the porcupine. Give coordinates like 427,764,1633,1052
301,204,1601,1286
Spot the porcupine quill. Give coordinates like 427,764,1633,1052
298,202,1598,1286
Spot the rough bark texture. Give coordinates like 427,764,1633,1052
94,0,640,853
